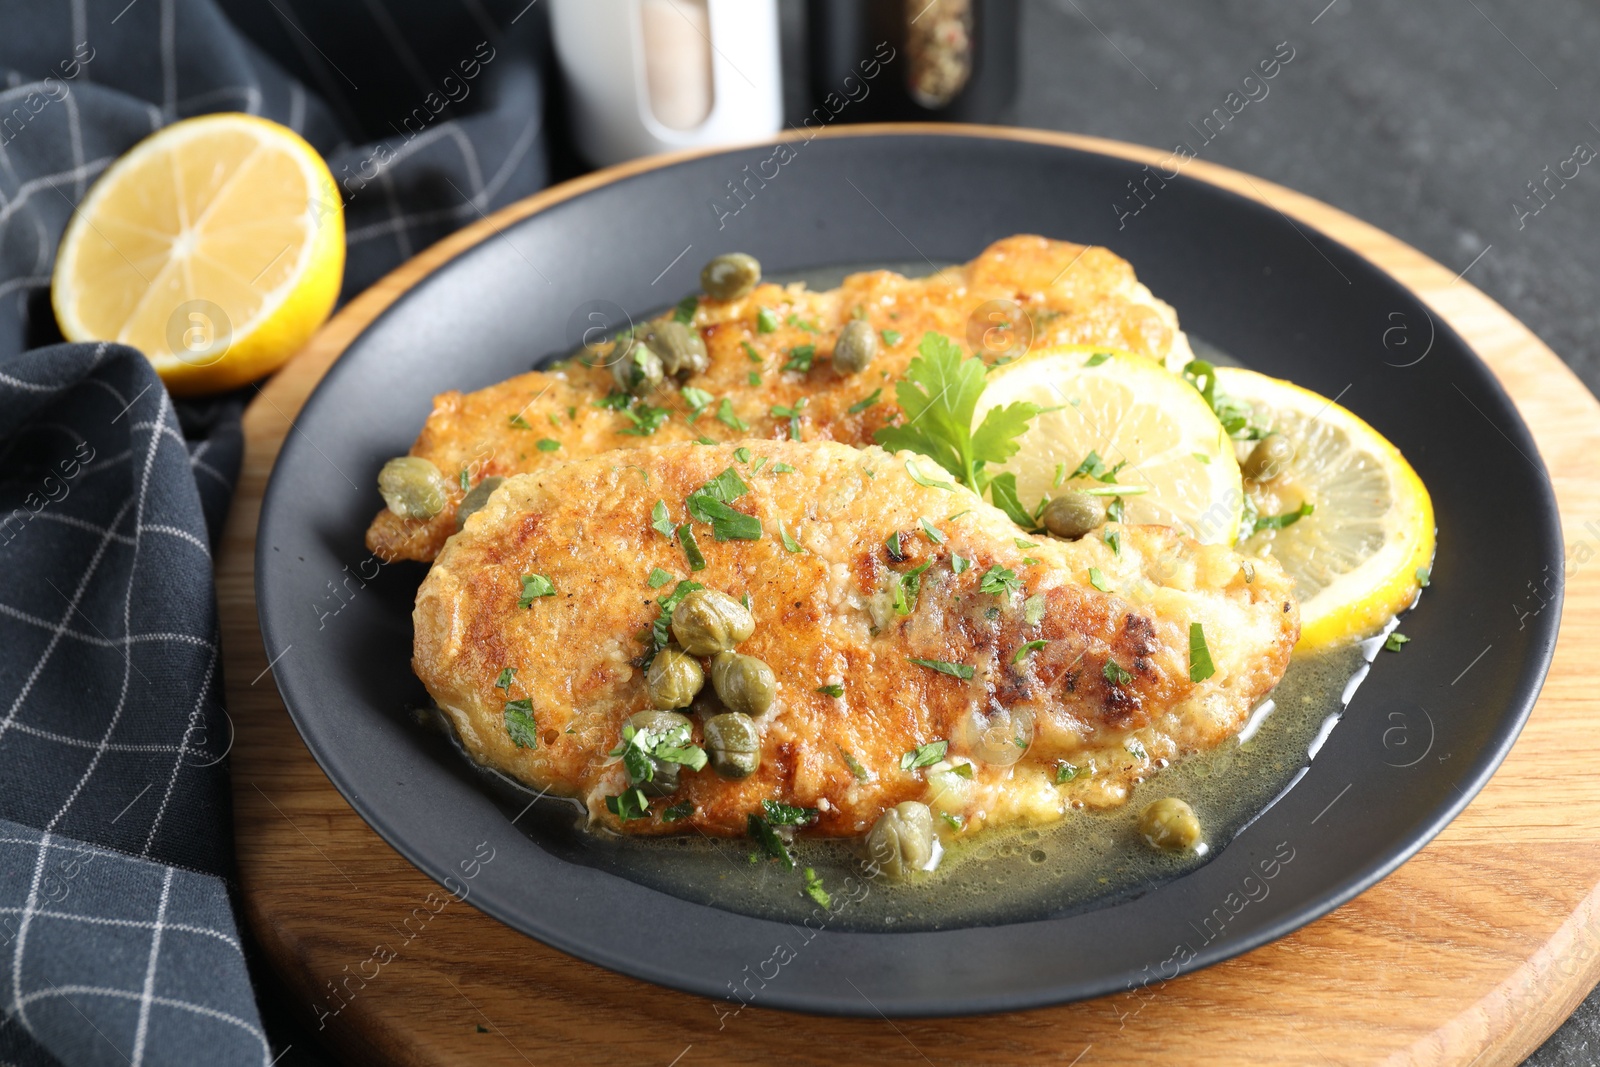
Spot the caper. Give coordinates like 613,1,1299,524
864,801,934,880
645,320,709,379
1138,797,1202,852
832,318,879,375
646,645,704,709
703,711,760,778
623,710,694,795
710,651,776,716
611,334,664,396
378,456,448,519
454,475,504,531
671,588,755,656
700,252,762,301
1042,491,1105,540
1242,432,1295,482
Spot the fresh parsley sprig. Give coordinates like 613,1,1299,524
873,332,1042,498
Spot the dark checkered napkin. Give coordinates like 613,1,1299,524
0,1,550,1062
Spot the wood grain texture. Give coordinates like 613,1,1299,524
217,125,1600,1066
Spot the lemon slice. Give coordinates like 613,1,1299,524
53,113,343,396
975,345,1243,543
1215,367,1434,650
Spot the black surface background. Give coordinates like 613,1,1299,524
264,1,1600,1062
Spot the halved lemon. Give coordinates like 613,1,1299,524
53,113,343,396
975,345,1243,543
1215,367,1434,651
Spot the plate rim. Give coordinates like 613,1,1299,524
253,124,1564,1016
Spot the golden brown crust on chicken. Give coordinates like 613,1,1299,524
368,235,1193,562
412,441,1297,838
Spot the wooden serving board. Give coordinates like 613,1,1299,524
218,126,1600,1066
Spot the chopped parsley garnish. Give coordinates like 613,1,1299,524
458,468,471,491
908,658,974,680
651,499,676,539
503,699,538,748
1054,762,1079,784
610,719,708,786
802,868,831,908
951,554,970,574
1023,593,1046,626
1193,452,1211,465
848,388,883,414
493,667,517,691
979,565,1021,595
755,306,779,333
536,438,560,452
881,328,903,345
1014,538,1039,550
942,812,965,831
1067,450,1123,483
696,436,717,446
1020,557,1040,566
686,468,762,541
742,340,763,362
747,814,795,868
606,788,650,821
900,740,949,771
891,561,934,616
661,801,694,823
748,372,762,386
1182,360,1270,440
595,391,632,411
1103,659,1134,686
786,313,819,333
986,472,1038,530
1106,496,1126,524
885,530,905,561
616,400,671,437
678,525,707,570
874,332,1042,501
770,399,807,440
839,746,869,781
1126,739,1148,761
778,521,803,554
681,386,714,419
783,344,816,372
647,567,674,589
1104,529,1122,556
762,799,818,826
508,413,533,430
1188,622,1217,682
1013,639,1048,664
673,294,698,324
734,446,752,463
1084,352,1112,367
816,683,844,697
518,573,555,606
1239,499,1314,539
1088,567,1111,592
1415,566,1432,587
920,519,946,544
948,762,974,779
771,462,796,474
1053,462,1066,488
714,397,749,432
751,457,768,473
1385,632,1410,652
905,456,957,492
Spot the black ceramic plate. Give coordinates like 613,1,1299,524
256,129,1561,1016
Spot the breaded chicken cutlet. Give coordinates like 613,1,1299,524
412,440,1298,839
369,235,1194,563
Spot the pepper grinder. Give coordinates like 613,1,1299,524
550,0,784,166
807,0,1019,123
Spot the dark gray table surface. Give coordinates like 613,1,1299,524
999,2,1598,1062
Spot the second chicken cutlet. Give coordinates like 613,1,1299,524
367,235,1193,562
